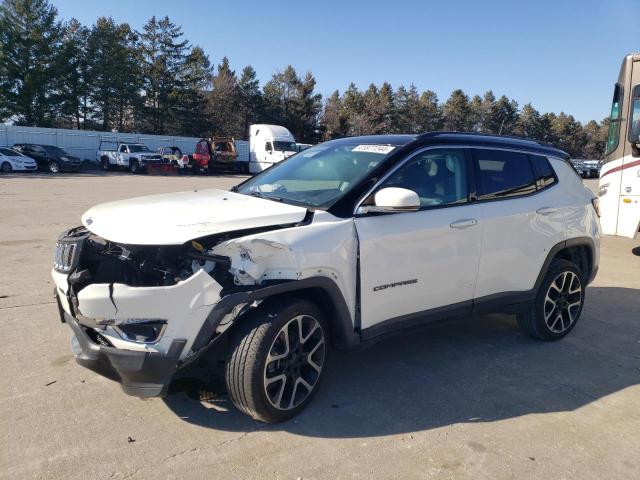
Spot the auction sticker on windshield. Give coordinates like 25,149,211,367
352,145,395,154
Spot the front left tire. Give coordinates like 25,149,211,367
225,298,328,423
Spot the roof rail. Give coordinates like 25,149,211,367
417,131,550,146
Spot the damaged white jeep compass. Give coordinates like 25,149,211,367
52,133,600,423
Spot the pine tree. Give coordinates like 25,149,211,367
174,46,211,136
262,65,300,130
208,57,242,136
238,65,261,138
515,103,543,139
443,89,473,131
418,90,443,131
295,72,322,142
493,95,519,135
139,16,190,134
86,17,141,131
478,90,497,133
396,85,422,133
0,0,63,125
55,18,91,129
321,90,348,140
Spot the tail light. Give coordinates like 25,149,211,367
591,198,601,217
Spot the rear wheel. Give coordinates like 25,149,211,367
101,157,111,171
225,298,328,423
517,259,585,341
1,162,12,173
48,161,61,173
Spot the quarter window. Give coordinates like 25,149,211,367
606,84,623,155
380,149,468,207
629,85,640,144
473,149,537,199
529,155,557,188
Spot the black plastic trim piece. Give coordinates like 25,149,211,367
190,276,359,354
533,237,598,289
361,300,472,341
64,312,186,397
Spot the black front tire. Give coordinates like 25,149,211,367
225,298,328,423
129,159,140,174
48,161,61,173
517,259,585,341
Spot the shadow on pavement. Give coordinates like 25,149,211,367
163,286,640,437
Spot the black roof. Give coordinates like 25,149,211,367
326,134,418,146
330,132,569,159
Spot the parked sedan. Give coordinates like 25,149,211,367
0,147,37,172
156,146,183,164
12,144,82,173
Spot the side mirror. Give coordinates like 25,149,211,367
358,187,420,214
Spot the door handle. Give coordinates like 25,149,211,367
536,207,557,215
450,218,478,229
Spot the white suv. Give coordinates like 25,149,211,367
52,133,600,423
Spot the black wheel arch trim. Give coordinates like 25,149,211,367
533,236,598,289
190,276,359,357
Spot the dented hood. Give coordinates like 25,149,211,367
81,188,308,245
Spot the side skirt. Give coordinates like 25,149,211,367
360,290,535,343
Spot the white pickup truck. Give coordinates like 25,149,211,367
97,140,164,173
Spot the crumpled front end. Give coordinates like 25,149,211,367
52,212,357,397
52,227,240,397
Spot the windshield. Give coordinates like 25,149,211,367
273,141,297,152
129,145,150,153
45,146,69,156
0,147,21,156
236,142,396,208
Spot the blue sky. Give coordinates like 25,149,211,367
53,0,639,123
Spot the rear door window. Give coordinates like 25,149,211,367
473,149,537,199
529,155,557,189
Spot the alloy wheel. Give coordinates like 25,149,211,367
544,271,582,333
263,315,326,411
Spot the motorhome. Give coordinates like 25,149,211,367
249,124,297,174
599,53,640,238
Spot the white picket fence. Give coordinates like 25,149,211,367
0,125,249,162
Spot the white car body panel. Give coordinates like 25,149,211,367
80,188,308,245
75,269,222,357
51,209,357,359
212,210,358,321
475,158,568,297
0,149,37,171
355,204,483,329
599,154,640,238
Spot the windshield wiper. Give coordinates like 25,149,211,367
249,191,284,202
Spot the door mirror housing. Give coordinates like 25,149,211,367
358,187,420,214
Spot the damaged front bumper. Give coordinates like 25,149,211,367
61,305,186,397
52,265,242,397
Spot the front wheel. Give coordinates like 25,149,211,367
225,298,328,423
517,259,585,341
48,161,61,173
129,159,140,174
